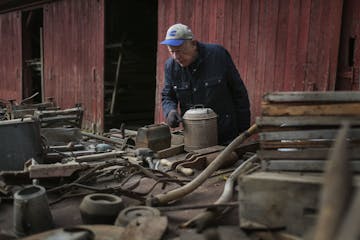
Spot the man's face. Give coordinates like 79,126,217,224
167,40,198,67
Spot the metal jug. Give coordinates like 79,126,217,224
183,106,218,151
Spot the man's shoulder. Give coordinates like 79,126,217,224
200,42,226,52
199,42,228,58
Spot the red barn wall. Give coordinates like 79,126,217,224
43,0,105,131
0,11,22,102
155,0,343,124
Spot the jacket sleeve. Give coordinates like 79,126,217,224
224,49,251,132
161,60,178,118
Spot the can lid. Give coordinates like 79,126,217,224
183,107,217,120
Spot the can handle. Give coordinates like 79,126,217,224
191,104,205,109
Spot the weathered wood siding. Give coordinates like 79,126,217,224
155,0,343,124
0,11,22,102
43,0,104,131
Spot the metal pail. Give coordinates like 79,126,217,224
13,185,54,237
183,106,218,151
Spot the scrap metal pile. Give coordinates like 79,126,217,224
0,98,260,240
2,92,360,240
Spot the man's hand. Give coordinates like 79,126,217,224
166,110,182,128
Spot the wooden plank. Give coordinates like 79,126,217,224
259,150,332,160
304,0,321,91
258,148,360,160
192,0,202,40
29,163,89,178
261,102,360,116
256,116,360,127
273,0,289,92
155,144,185,159
245,0,260,116
263,91,360,102
259,149,327,160
215,0,225,44
260,140,333,149
260,140,360,149
262,160,360,172
259,129,360,141
283,0,300,91
0,12,22,102
238,0,251,80
263,0,278,92
313,0,330,90
255,0,266,110
34,107,83,117
232,0,242,71
294,0,311,91
238,172,321,235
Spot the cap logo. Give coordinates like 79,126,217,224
169,30,177,37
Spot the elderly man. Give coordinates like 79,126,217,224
161,23,250,145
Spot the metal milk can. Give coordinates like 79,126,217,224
183,106,218,151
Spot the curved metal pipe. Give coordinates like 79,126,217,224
216,153,259,203
181,154,260,229
146,124,258,206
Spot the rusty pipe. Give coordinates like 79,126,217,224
181,154,259,229
147,124,258,206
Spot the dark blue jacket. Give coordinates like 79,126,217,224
161,42,250,144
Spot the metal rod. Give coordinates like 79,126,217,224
81,131,125,145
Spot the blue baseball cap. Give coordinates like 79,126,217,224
160,23,194,46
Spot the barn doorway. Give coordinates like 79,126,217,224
21,8,43,103
336,0,360,90
104,0,158,131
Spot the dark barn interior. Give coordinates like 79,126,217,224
22,8,43,103
104,0,158,131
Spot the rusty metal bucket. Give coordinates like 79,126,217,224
13,185,54,237
183,106,218,151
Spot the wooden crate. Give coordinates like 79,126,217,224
238,172,321,236
257,91,360,172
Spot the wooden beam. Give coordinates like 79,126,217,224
29,162,89,178
155,144,184,159
260,141,333,149
256,116,360,127
259,129,360,141
258,148,360,160
263,91,360,102
261,102,360,116
261,160,360,172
